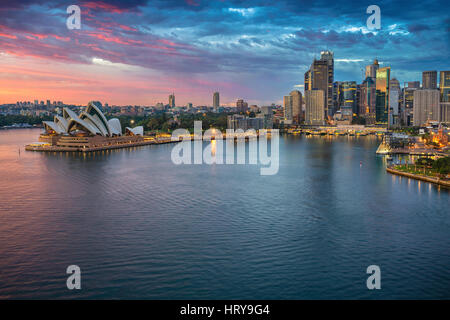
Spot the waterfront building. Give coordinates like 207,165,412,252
213,92,220,111
340,105,353,123
413,89,440,126
375,66,390,124
40,101,144,150
256,112,273,129
305,89,325,125
440,71,450,102
422,70,437,89
227,114,264,130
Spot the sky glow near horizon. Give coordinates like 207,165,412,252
0,0,449,106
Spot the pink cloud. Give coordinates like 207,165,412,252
119,24,137,32
52,35,71,42
27,33,48,40
0,33,17,39
82,1,128,14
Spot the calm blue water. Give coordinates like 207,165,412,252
0,129,449,299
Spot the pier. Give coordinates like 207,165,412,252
25,131,271,153
25,136,176,152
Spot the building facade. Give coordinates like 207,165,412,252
236,99,248,113
290,90,303,123
305,51,333,118
402,83,419,126
440,71,450,102
389,78,401,125
422,70,437,89
365,59,379,82
375,67,390,124
440,102,450,124
213,92,220,111
360,77,376,124
341,81,357,115
227,114,264,131
413,89,440,126
169,93,175,108
305,90,325,125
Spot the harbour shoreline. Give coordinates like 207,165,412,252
386,166,450,188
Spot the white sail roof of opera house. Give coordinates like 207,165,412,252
43,121,65,134
125,126,144,136
86,101,111,136
42,101,143,137
108,118,122,136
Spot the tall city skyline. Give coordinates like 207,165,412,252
0,1,448,106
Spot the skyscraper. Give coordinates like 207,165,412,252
304,51,333,118
422,70,437,89
440,71,450,102
305,90,325,125
169,93,175,108
341,81,357,115
440,102,450,124
375,67,390,124
290,90,303,123
390,78,401,124
413,90,440,126
439,71,450,124
320,50,334,116
390,78,400,91
332,81,340,114
305,60,327,112
360,77,376,124
365,59,379,82
402,83,419,126
213,92,220,111
283,95,293,121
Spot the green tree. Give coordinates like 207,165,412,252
432,157,450,177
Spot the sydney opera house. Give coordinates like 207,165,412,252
28,101,147,152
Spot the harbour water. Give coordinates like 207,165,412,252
0,129,449,299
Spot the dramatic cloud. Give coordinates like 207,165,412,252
0,0,448,105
